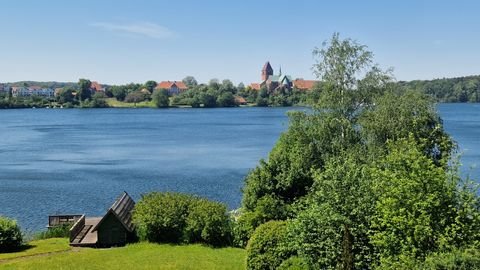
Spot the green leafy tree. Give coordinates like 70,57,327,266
360,90,455,166
256,87,269,107
124,90,148,105
221,79,235,93
110,85,128,101
144,80,157,93
56,87,75,104
77,79,92,102
289,150,375,269
182,76,198,88
237,82,245,92
216,91,235,107
90,92,108,108
189,95,201,108
152,89,169,108
243,33,376,216
239,33,475,269
370,137,459,264
201,90,217,108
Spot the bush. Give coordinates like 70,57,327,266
133,192,232,246
152,89,169,108
246,221,292,270
278,256,311,270
234,195,290,248
216,92,235,107
34,223,72,240
0,216,23,252
184,199,232,247
233,211,257,248
133,192,193,243
124,90,149,104
421,248,480,270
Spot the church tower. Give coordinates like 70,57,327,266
261,61,274,81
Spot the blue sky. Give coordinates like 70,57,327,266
1,0,479,85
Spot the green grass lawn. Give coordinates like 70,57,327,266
0,238,70,261
105,98,156,108
0,239,246,270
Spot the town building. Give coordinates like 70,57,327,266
155,81,188,95
234,95,247,105
90,81,106,93
250,61,318,91
0,84,10,94
293,79,318,90
11,86,55,98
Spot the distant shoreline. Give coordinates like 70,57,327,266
0,101,478,110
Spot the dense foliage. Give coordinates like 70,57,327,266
239,86,309,107
133,192,232,247
171,79,237,108
421,249,480,270
0,216,23,252
241,33,480,269
184,198,232,246
398,75,480,103
34,224,72,240
246,221,292,270
151,89,169,108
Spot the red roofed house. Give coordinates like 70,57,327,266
293,79,318,91
234,96,247,105
249,83,261,90
90,81,106,93
155,81,188,95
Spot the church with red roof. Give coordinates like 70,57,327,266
250,62,318,92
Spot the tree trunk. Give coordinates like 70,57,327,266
342,224,354,270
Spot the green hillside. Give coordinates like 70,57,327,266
0,238,245,270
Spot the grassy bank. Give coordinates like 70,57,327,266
0,238,70,261
0,238,245,269
105,98,156,108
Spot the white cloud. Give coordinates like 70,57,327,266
90,22,174,39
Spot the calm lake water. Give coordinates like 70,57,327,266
0,104,478,231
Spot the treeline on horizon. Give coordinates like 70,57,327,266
1,74,480,109
398,75,480,103
0,77,309,109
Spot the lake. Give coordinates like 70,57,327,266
0,104,478,231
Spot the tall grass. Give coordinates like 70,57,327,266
33,224,71,240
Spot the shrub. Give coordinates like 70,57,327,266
0,216,23,252
246,221,292,270
278,256,311,270
34,223,72,240
133,192,232,246
133,192,193,243
233,211,257,248
421,248,480,270
184,199,232,247
233,195,289,248
124,90,149,104
152,89,170,108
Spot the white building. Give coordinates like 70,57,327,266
0,84,9,93
11,86,55,98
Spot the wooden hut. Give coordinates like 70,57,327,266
69,192,135,247
47,214,83,228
